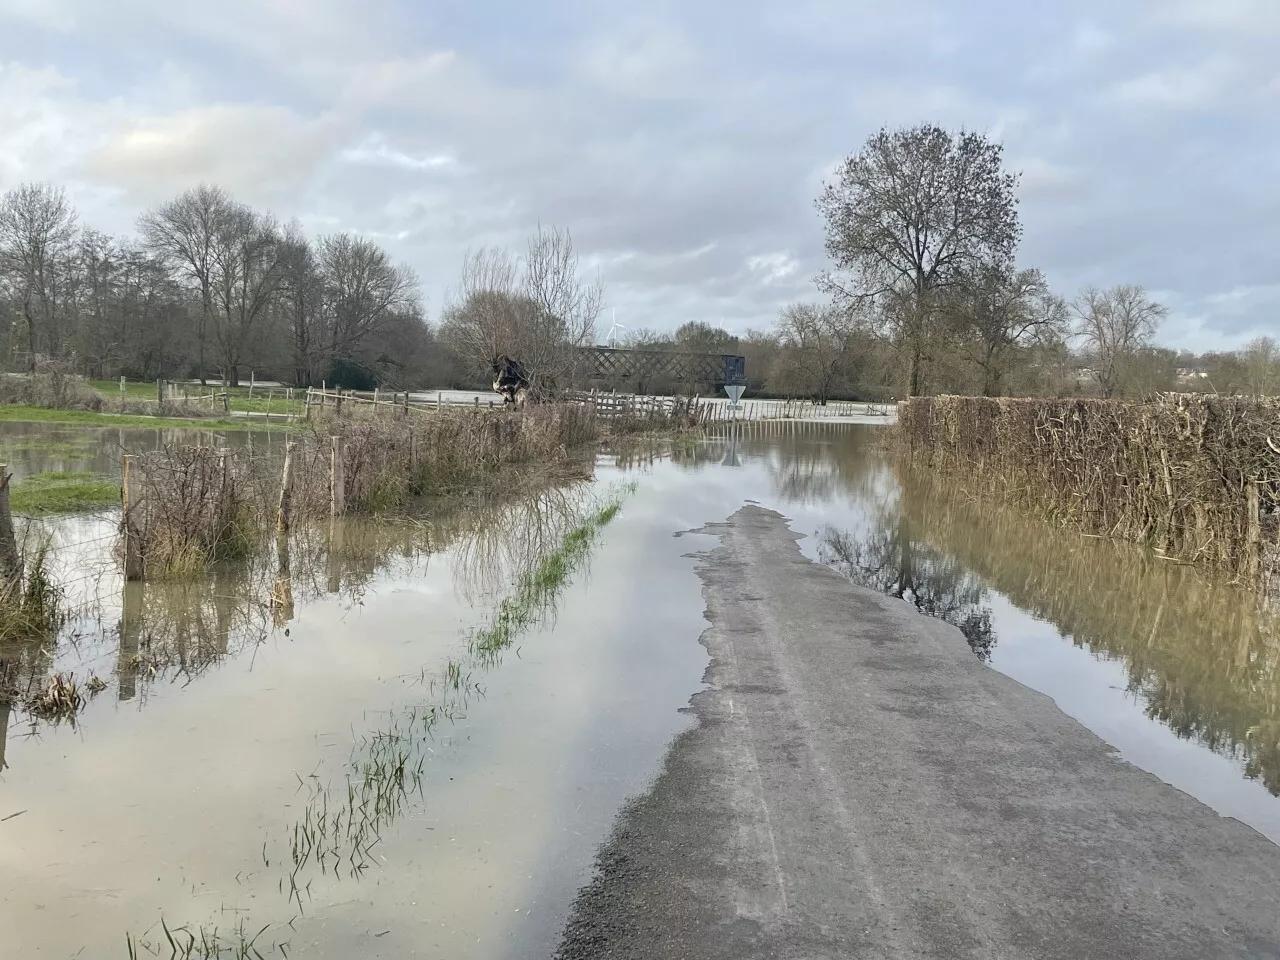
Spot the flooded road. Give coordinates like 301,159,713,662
1,420,1279,956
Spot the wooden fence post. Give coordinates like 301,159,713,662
330,436,345,518
277,441,295,535
119,376,126,410
436,392,442,410
222,392,231,415
0,467,19,596
121,455,144,581
1246,483,1262,580
157,379,166,405
248,370,255,398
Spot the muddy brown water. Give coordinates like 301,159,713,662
1,420,1279,957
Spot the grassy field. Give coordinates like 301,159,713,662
89,379,306,417
0,404,284,431
10,471,118,514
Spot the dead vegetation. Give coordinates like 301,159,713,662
897,395,1280,587
120,400,694,579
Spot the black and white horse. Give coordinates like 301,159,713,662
491,356,531,407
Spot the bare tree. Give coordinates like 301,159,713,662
209,204,286,386
0,183,79,368
521,224,602,391
277,226,324,387
319,232,419,378
1240,335,1280,397
1072,285,1167,398
441,227,602,397
953,265,1067,396
816,125,1021,396
139,184,235,384
770,302,861,404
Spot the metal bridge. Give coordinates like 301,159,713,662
579,346,746,389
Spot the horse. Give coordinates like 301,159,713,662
491,356,531,407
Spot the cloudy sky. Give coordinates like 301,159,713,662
0,0,1275,350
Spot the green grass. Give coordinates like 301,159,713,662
468,492,628,662
10,471,118,514
0,404,284,431
90,379,305,417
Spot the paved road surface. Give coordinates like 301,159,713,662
555,506,1280,959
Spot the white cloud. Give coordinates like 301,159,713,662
89,104,348,204
577,21,700,99
1111,58,1241,109
747,252,801,284
0,0,76,29
339,134,457,171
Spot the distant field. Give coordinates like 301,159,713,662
89,379,305,416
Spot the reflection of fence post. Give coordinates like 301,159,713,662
116,580,145,701
121,455,144,581
0,467,20,595
330,436,345,518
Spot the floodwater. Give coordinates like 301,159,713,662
1,419,1279,957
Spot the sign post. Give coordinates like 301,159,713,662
723,383,746,421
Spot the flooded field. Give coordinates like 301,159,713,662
2,419,1279,956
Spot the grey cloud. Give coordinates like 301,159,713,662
2,0,1278,349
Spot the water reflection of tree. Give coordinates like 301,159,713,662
892,461,1280,796
107,475,602,709
818,520,997,662
451,482,594,604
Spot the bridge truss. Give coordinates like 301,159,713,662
579,347,746,390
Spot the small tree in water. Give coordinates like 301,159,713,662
816,124,1022,397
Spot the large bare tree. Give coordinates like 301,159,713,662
816,125,1022,396
319,232,419,376
1072,285,1167,398
0,183,79,368
139,184,233,384
209,203,285,386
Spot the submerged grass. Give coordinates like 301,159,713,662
10,471,118,515
469,493,628,664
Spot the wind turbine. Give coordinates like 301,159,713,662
606,308,627,347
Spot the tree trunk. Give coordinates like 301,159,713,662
907,348,923,398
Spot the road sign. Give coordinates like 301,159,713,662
724,383,745,408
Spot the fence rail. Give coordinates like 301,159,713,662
300,388,895,424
